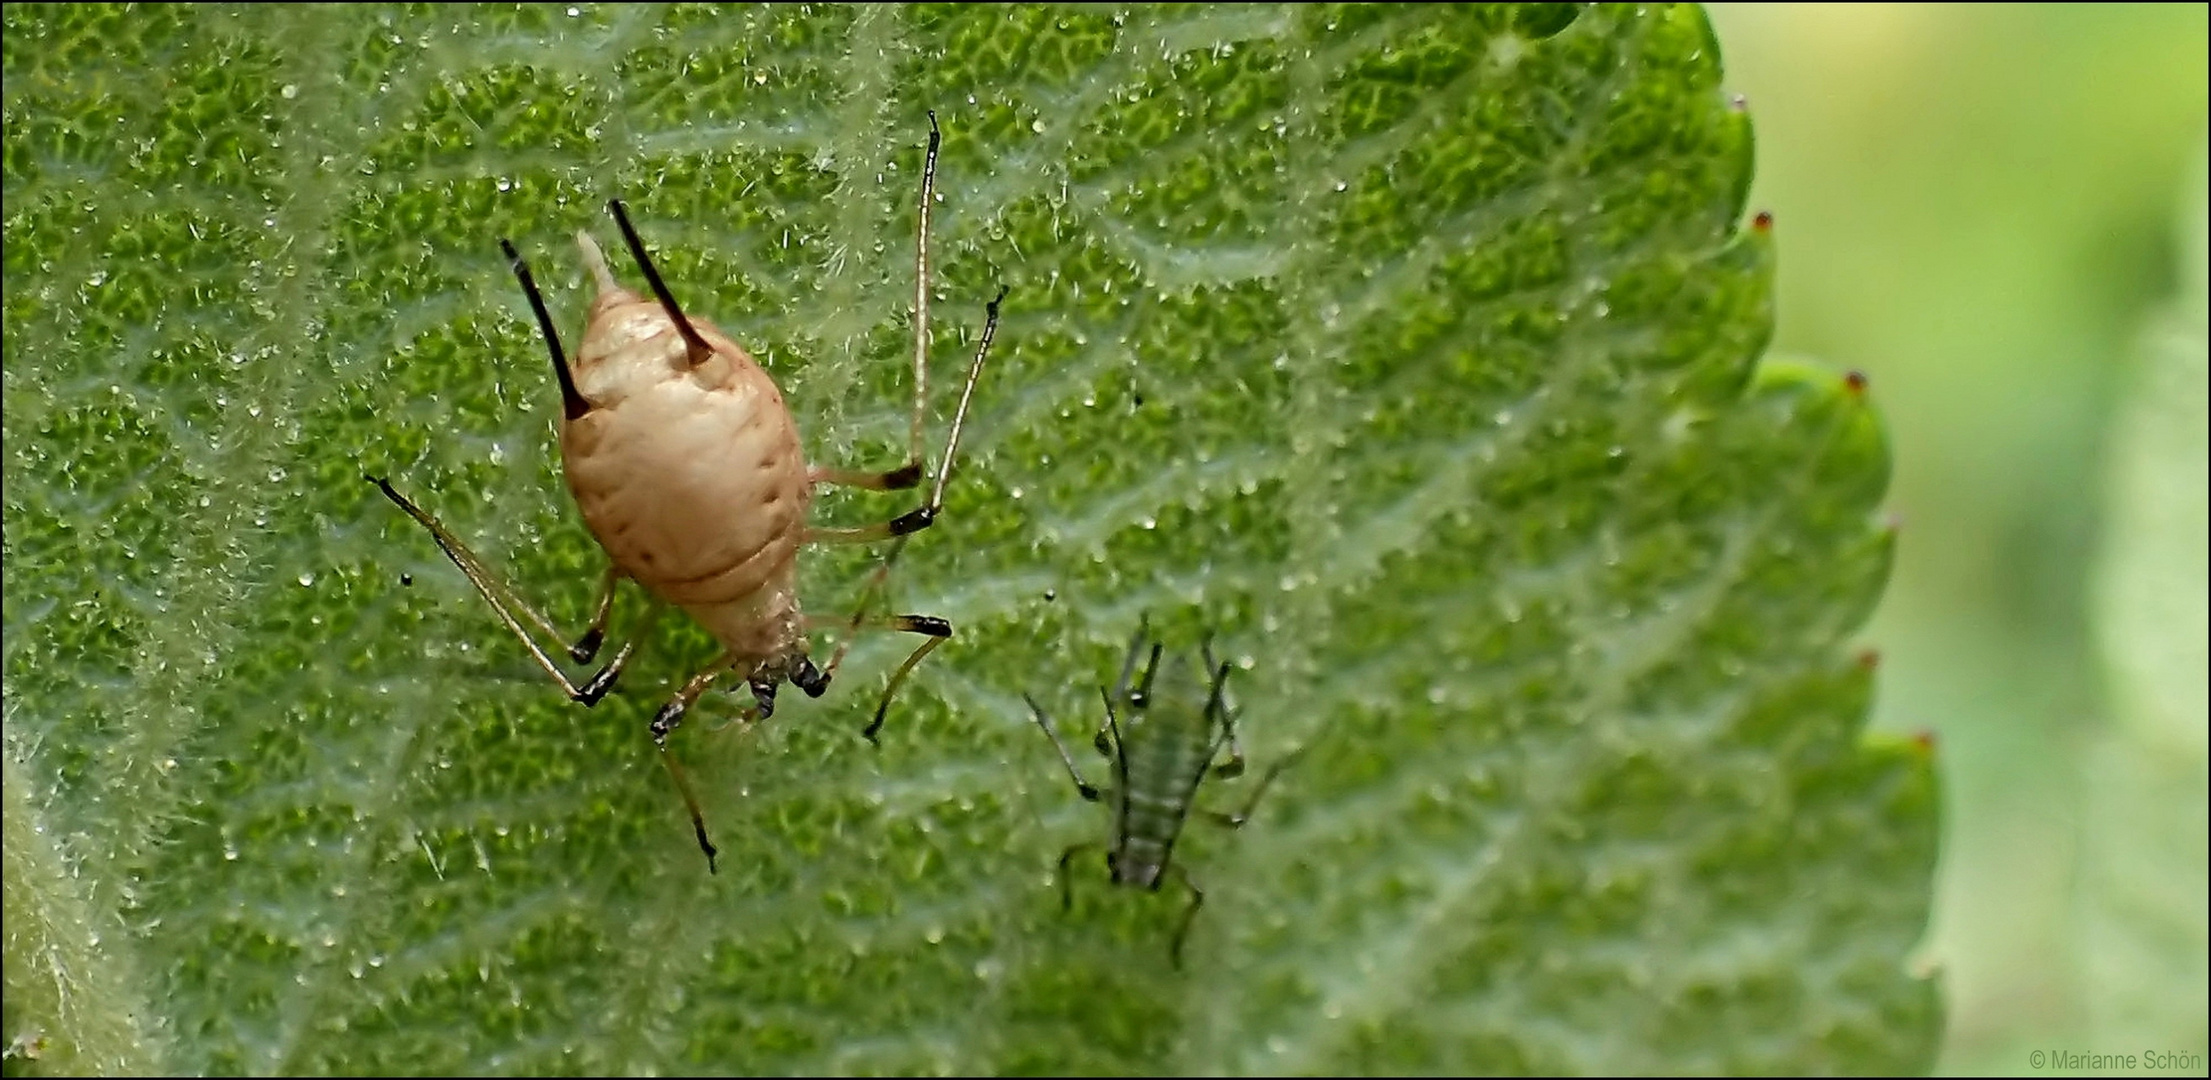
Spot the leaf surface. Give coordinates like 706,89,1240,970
1,4,1939,1073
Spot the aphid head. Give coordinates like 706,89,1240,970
1141,648,1215,717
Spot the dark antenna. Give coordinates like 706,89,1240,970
1194,661,1238,783
1101,684,1132,790
500,238,591,421
1201,661,1232,727
1134,642,1164,709
605,199,713,367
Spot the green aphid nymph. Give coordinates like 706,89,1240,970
1025,617,1304,966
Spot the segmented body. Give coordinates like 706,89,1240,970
1109,651,1222,889
561,234,812,675
1026,624,1295,964
371,113,1001,873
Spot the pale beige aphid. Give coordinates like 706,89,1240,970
370,114,1005,871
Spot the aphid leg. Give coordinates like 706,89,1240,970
807,117,1006,734
801,283,1009,546
1198,742,1310,829
810,282,1005,736
1055,841,1103,912
604,198,712,367
1093,635,1163,755
799,110,947,498
907,111,940,486
799,523,905,545
799,605,946,708
657,748,718,875
788,655,830,699
577,632,643,703
647,652,741,747
807,465,923,492
1097,684,1133,795
1024,694,1103,802
368,475,636,704
1092,617,1152,755
1166,863,1206,970
571,565,620,664
1200,636,1245,778
646,652,745,874
861,615,953,745
747,676,780,721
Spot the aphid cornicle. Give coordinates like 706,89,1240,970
1025,619,1303,966
370,114,1005,872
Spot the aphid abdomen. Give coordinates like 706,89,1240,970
1113,764,1201,887
382,114,1000,876
1109,820,1176,889
560,298,811,636
1032,625,1302,964
1110,663,1217,888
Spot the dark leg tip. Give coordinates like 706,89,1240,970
903,615,952,638
576,664,621,706
791,656,831,698
888,506,938,537
650,702,684,745
569,627,604,665
882,462,924,490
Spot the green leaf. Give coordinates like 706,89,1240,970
2,3,1939,1073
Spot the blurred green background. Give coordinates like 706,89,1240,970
0,5,2198,1073
1707,4,2207,1074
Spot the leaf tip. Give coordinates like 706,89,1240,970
1908,952,1944,983
1751,209,1774,234
1909,728,1938,758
